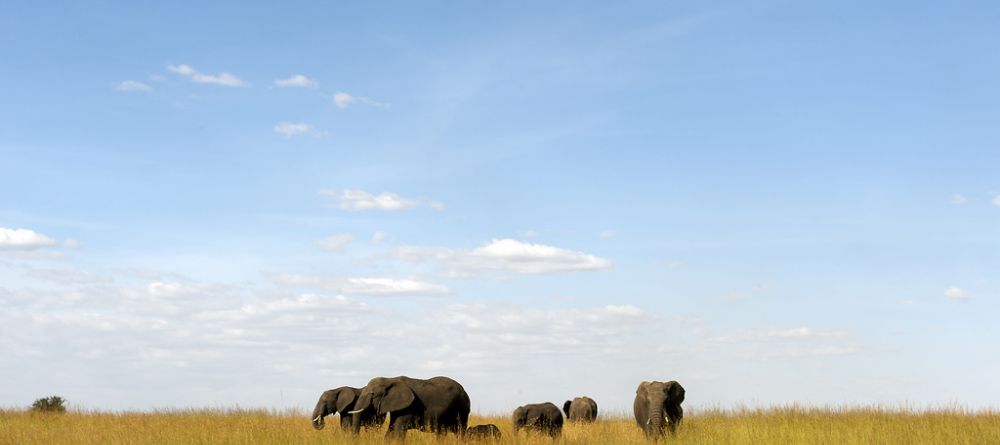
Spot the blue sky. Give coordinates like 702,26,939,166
2,0,999,412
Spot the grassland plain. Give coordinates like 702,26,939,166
2,407,999,445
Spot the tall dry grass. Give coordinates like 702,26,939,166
1,407,998,445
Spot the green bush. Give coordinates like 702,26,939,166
31,396,67,413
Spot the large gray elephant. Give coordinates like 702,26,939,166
349,376,470,439
633,380,685,437
512,402,563,438
311,386,385,431
563,396,598,422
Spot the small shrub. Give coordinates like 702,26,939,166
31,396,67,413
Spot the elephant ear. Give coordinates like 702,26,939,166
666,381,685,404
377,381,415,414
563,400,572,416
334,388,356,414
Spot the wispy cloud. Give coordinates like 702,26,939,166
273,121,315,138
273,273,451,297
115,80,152,92
0,228,58,250
950,194,968,205
333,91,390,109
944,286,971,302
712,327,848,343
396,238,613,275
993,195,1000,207
167,64,249,87
320,189,442,212
274,74,318,88
598,229,617,238
316,233,353,253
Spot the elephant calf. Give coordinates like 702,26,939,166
633,380,685,438
466,424,502,441
563,396,598,422
512,402,563,438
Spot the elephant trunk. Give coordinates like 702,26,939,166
311,405,325,430
649,399,665,435
351,409,363,434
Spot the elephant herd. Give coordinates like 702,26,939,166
312,375,685,440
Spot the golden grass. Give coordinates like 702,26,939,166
2,407,998,445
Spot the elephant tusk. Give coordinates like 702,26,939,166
347,409,364,414
314,415,322,422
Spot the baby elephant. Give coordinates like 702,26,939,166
512,402,563,438
466,424,502,441
563,396,598,422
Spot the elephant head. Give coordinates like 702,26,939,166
512,406,527,431
311,387,358,430
350,377,416,434
636,380,685,436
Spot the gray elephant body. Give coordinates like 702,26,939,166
466,424,502,441
633,380,685,438
311,386,384,431
352,376,470,439
562,396,598,422
512,402,563,438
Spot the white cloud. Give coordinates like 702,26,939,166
944,286,971,302
320,189,441,212
434,303,648,349
0,228,58,250
333,92,356,108
274,74,318,88
993,195,1000,206
63,239,81,249
333,91,389,109
371,231,386,244
341,278,450,296
273,273,450,296
115,80,152,92
167,64,249,87
316,233,353,252
711,327,847,343
273,121,315,138
23,267,108,285
236,293,365,316
598,229,617,238
396,238,613,275
950,194,968,205
604,304,644,316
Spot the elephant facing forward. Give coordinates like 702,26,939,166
349,376,470,439
563,396,598,422
512,402,563,438
311,386,384,431
633,380,685,437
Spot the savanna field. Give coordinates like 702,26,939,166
2,407,998,445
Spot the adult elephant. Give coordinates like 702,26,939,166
512,402,563,438
349,376,470,439
563,396,598,422
633,380,685,438
311,386,384,431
